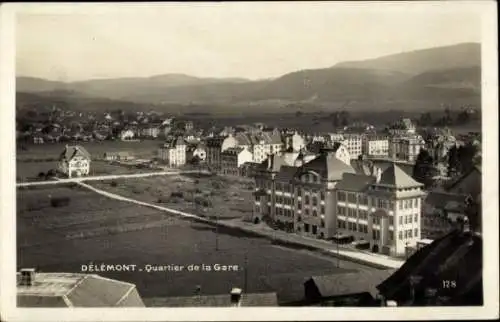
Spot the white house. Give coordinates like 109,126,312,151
58,145,91,178
158,136,187,167
120,129,135,141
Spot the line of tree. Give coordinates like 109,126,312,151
413,149,438,188
417,107,480,127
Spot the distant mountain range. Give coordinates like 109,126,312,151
17,42,481,111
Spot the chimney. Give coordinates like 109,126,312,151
20,268,36,286
230,287,242,306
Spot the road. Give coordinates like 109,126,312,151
16,169,209,187
75,181,404,270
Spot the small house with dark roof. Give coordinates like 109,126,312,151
17,270,144,307
302,269,396,306
58,145,91,178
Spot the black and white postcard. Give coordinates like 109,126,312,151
0,2,498,321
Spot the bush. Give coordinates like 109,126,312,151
50,196,70,208
171,191,184,198
38,172,46,179
110,181,118,187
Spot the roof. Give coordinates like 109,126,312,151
299,152,356,181
59,145,91,161
17,273,144,307
258,154,286,173
335,173,376,192
424,191,468,210
377,163,423,188
205,136,226,147
221,147,245,155
144,292,278,307
306,269,396,299
377,230,482,306
275,165,299,182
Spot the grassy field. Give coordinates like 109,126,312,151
16,160,157,182
17,185,375,303
89,173,255,220
17,139,161,161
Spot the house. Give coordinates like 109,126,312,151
205,135,239,172
284,132,307,152
376,227,482,306
186,144,207,163
220,147,253,176
103,151,134,162
58,145,91,178
389,135,425,162
362,135,390,158
120,129,135,141
421,191,468,239
17,269,145,307
138,124,161,138
158,136,187,167
302,269,396,306
145,288,278,307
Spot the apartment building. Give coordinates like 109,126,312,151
362,136,390,158
284,132,307,152
220,147,253,176
340,134,363,159
158,136,186,167
234,132,283,163
389,135,426,162
205,135,239,171
253,150,357,238
335,164,425,256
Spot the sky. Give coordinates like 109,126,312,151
15,2,483,82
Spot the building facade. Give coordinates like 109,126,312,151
158,136,187,167
362,136,390,158
221,147,253,176
58,145,91,178
340,134,363,160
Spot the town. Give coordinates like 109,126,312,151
16,106,482,307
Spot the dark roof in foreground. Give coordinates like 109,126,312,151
377,229,483,306
17,273,144,307
144,292,278,307
60,145,91,161
299,152,356,181
335,173,376,192
306,269,396,299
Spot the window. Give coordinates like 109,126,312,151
320,191,325,200
414,228,419,237
404,230,408,238
359,195,368,205
312,210,318,217
348,193,357,203
305,195,310,205
320,205,325,214
304,223,310,232
389,231,394,241
408,215,412,224
298,201,302,210
313,197,318,206
312,225,317,235
399,201,403,210
297,187,302,196
399,216,403,225
389,217,394,225
399,231,403,240
305,208,310,216
408,230,413,238
414,214,418,222
337,206,345,216
337,191,346,201
320,220,325,228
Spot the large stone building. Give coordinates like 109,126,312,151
362,135,390,158
220,147,253,176
253,150,425,256
389,135,426,162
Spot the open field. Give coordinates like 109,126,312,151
89,173,255,220
17,139,161,161
16,160,159,182
17,185,376,303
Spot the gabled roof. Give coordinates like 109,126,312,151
17,273,144,307
377,163,423,188
299,152,356,181
306,269,396,299
60,145,91,161
377,230,482,305
275,165,299,182
336,173,376,192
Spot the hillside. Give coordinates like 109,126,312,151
334,42,480,75
16,43,481,109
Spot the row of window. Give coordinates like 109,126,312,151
297,188,326,200
399,214,419,225
399,229,419,240
275,195,293,206
337,207,376,222
276,207,293,218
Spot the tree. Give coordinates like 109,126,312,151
457,144,478,173
419,112,433,126
413,149,436,188
447,145,461,177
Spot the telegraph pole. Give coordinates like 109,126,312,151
215,212,219,251
244,251,248,292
